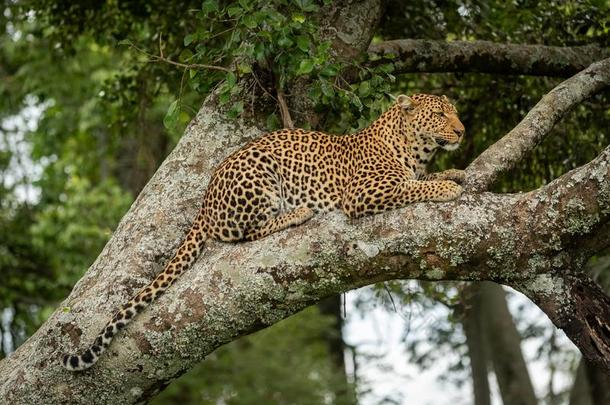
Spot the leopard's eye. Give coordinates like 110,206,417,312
434,111,445,117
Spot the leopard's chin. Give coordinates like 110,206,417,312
442,142,460,151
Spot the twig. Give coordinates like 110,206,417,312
251,71,278,102
126,40,231,74
150,55,232,74
158,33,164,59
276,87,294,129
383,283,398,314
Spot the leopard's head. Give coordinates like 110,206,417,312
396,93,465,151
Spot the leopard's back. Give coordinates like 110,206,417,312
201,128,351,241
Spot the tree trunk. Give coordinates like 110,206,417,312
569,360,594,405
584,359,610,405
460,283,491,405
569,254,610,405
317,295,355,403
481,282,537,405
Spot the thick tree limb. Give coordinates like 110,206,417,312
367,39,610,77
2,59,610,405
464,57,610,192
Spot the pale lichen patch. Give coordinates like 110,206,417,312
564,197,599,235
356,240,380,258
426,267,445,280
130,387,143,397
524,274,565,298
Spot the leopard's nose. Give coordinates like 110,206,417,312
453,128,464,137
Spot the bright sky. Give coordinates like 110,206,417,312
344,286,578,404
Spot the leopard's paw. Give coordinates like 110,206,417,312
443,169,466,184
436,180,463,201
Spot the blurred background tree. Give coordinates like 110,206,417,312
0,0,608,403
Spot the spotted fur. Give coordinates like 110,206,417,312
62,93,465,370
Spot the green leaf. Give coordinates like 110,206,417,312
163,100,180,129
179,111,190,124
227,101,244,118
277,36,294,48
218,91,231,105
266,113,281,130
201,0,219,14
226,72,237,88
237,63,252,74
319,65,337,77
184,34,196,46
295,0,318,12
227,6,243,17
350,94,363,111
378,63,395,74
238,0,252,11
296,35,309,52
320,81,333,97
243,15,258,29
358,81,370,97
179,49,193,63
292,13,306,23
296,59,314,75
254,43,266,61
232,100,244,114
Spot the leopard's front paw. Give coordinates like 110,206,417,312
437,180,463,201
443,169,466,184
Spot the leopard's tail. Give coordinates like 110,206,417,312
61,211,208,371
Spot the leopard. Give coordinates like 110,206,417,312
62,93,466,371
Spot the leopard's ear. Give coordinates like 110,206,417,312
441,95,450,103
396,94,418,112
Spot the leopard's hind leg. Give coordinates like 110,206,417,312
243,207,314,241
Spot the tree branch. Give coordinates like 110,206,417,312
464,57,610,192
367,39,610,77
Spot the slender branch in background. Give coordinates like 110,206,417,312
148,54,232,74
276,87,294,129
464,57,610,192
367,40,610,78
126,40,232,74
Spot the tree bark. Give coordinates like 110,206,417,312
569,256,610,405
569,359,594,405
460,284,491,405
1,59,610,404
481,283,537,405
367,40,610,77
317,295,355,403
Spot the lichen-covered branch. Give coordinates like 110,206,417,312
367,39,610,77
464,57,610,192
